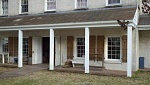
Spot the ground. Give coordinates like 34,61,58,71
0,67,15,74
0,67,150,85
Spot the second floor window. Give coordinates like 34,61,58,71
108,0,121,5
45,0,56,11
76,0,87,9
2,0,8,15
21,0,28,13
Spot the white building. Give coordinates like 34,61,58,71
0,0,142,77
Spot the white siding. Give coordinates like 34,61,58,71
0,0,137,16
139,31,150,68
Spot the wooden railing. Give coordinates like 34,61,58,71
90,53,104,68
0,52,9,64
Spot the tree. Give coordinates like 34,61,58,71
142,0,150,14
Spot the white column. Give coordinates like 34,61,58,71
2,54,4,64
49,29,54,70
127,26,132,77
18,30,23,68
85,27,90,73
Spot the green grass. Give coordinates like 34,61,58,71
0,70,150,85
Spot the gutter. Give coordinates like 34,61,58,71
138,25,150,30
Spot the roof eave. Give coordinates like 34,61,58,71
0,20,133,31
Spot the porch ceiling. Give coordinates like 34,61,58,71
0,6,136,27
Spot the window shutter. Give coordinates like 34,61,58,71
8,37,13,56
13,37,18,56
28,37,32,57
89,36,96,60
8,37,18,56
97,36,104,61
67,36,74,59
122,35,127,62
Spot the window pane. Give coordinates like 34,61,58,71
108,51,111,54
108,47,111,50
77,0,87,8
21,0,28,13
108,55,111,59
23,38,29,56
116,55,120,59
2,38,8,52
108,42,111,45
77,38,85,57
108,0,120,4
112,47,115,50
116,47,120,50
47,0,56,10
107,37,120,59
2,0,8,14
112,55,115,59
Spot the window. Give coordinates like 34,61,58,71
76,0,87,9
107,0,121,6
23,38,28,56
107,37,120,59
21,0,28,13
76,38,85,57
2,0,8,15
45,0,56,11
2,38,8,52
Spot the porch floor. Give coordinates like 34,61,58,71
55,66,127,77
0,64,127,78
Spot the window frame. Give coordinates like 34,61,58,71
23,38,28,56
45,0,56,11
19,0,28,14
1,0,8,15
74,36,85,58
75,0,88,9
106,0,122,6
105,36,122,62
2,37,8,53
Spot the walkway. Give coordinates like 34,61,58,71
0,64,49,79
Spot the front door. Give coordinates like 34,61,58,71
42,37,56,64
32,37,42,64
42,37,50,63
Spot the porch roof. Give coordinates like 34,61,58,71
138,15,150,25
0,6,136,27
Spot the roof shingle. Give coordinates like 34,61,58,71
0,7,136,26
139,15,150,25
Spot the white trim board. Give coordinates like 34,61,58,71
0,20,133,31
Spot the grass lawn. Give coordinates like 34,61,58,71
0,67,15,74
0,70,150,85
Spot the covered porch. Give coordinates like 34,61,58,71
0,6,138,77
